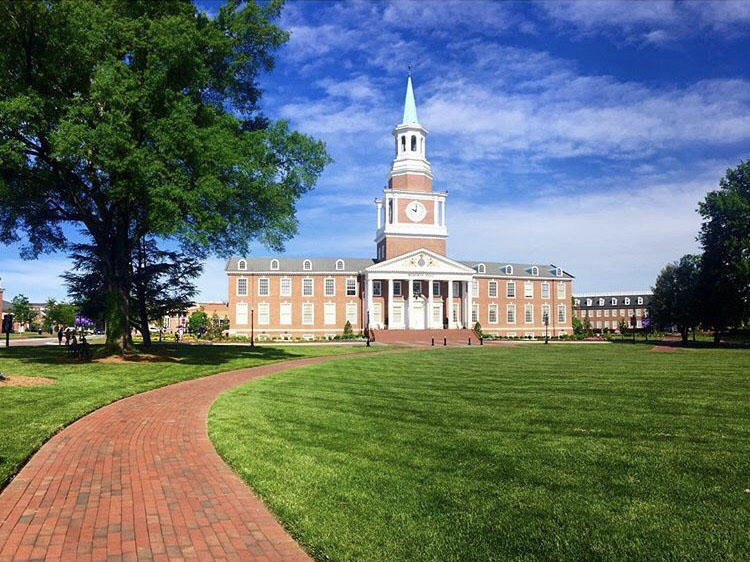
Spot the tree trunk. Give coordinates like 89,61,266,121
714,330,721,344
103,224,133,355
681,328,688,343
139,300,152,347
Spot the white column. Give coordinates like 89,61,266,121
388,277,394,329
393,196,399,224
367,276,374,329
375,200,382,229
441,198,446,226
467,279,474,329
407,278,413,330
428,277,434,329
447,279,454,328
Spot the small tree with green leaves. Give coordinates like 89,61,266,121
572,316,584,338
343,320,353,337
188,310,209,337
474,321,483,337
45,299,77,329
582,317,593,337
10,295,34,329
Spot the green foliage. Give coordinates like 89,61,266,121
45,298,77,328
473,321,483,337
188,310,209,336
9,295,33,326
582,316,593,337
572,315,584,337
206,313,229,340
651,254,702,342
697,160,750,338
343,320,353,336
0,1,331,352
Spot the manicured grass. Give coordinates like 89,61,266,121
0,342,379,490
209,344,750,562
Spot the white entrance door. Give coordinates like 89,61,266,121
432,302,443,329
410,299,425,329
373,302,383,328
392,303,404,328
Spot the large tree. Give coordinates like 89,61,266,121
9,294,34,328
651,254,702,342
697,160,750,342
0,0,330,352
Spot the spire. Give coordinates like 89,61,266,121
402,74,419,125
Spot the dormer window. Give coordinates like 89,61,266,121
574,299,580,306
335,259,345,271
637,297,643,305
586,299,593,306
238,259,247,271
531,266,539,276
477,263,486,274
270,259,279,271
303,259,312,271
505,265,513,275
556,267,563,277
598,298,605,306
624,297,631,305
611,298,617,306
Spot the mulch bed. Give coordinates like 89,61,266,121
650,345,679,353
0,375,57,387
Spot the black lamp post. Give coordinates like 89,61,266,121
250,306,255,347
543,312,549,344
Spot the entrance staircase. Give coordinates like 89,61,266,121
370,328,478,346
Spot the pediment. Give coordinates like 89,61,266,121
365,249,475,275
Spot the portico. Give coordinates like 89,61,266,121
364,249,475,330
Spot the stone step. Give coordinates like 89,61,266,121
371,328,478,345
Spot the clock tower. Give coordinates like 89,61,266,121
374,74,448,261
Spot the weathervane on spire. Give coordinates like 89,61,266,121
408,63,414,76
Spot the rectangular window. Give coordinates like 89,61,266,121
393,281,402,296
258,278,269,297
235,302,248,325
604,309,610,317
541,282,550,299
346,278,356,296
596,310,602,317
488,304,498,324
432,304,442,324
280,277,291,297
507,281,515,298
258,302,270,325
432,281,441,296
472,280,479,298
237,278,248,297
372,280,382,296
524,281,533,298
525,304,533,324
324,278,335,297
636,308,642,317
452,303,459,323
542,304,550,323
471,304,479,324
280,302,292,325
596,321,602,329
488,280,498,298
557,282,566,299
324,302,336,325
346,302,357,325
392,303,403,325
373,302,382,325
302,303,314,325
507,304,516,324
620,309,625,316
453,281,460,296
558,304,566,323
303,278,313,296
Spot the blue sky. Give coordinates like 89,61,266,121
3,0,750,302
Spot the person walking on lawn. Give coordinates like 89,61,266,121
57,326,64,346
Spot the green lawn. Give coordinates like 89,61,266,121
209,344,750,562
0,342,378,490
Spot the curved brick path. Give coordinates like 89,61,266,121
0,353,365,561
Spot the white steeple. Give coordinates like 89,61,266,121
390,74,432,185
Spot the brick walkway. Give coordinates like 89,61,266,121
0,354,363,562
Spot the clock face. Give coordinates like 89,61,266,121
406,200,427,222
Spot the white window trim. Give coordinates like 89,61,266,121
488,304,498,324
302,302,314,325
373,280,382,297
257,302,270,325
477,263,486,273
257,277,270,297
507,281,516,298
432,281,441,296
346,277,357,296
238,259,247,271
270,259,279,271
531,266,539,276
303,259,312,271
489,280,498,298
393,280,402,296
525,304,534,324
507,304,516,324
236,277,248,297
302,277,314,297
324,302,336,325
280,302,292,325
324,277,336,297
524,281,533,298
335,259,345,271
280,277,292,297
541,282,550,299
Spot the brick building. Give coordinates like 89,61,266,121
573,292,652,332
225,75,575,340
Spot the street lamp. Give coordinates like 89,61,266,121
250,306,255,347
543,312,549,344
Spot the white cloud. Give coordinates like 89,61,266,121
0,256,71,302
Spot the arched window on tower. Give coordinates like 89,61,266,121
411,135,417,151
395,137,398,156
420,137,424,154
401,135,406,152
388,200,393,224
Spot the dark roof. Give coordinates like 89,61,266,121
572,292,652,308
458,261,574,279
225,257,375,273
